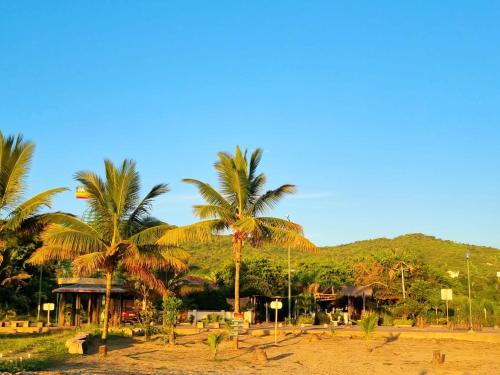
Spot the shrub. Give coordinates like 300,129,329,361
206,313,221,323
381,313,393,326
206,333,225,360
314,311,330,325
296,315,314,325
393,319,413,327
359,314,378,339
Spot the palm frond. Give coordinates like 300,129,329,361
182,179,232,210
27,245,81,265
129,224,177,246
5,187,67,230
255,222,317,252
122,258,168,295
126,184,169,234
192,204,234,221
256,217,304,234
0,133,34,211
72,252,106,275
40,223,106,254
251,184,296,215
157,220,225,246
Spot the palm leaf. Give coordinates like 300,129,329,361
5,187,67,230
157,220,225,246
0,134,34,210
251,184,296,215
72,252,106,275
126,184,169,234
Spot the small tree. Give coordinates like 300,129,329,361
163,296,182,346
359,314,378,339
207,332,225,360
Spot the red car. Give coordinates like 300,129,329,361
121,307,139,323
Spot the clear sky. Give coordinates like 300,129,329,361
1,1,499,247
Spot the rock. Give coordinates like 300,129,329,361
65,332,92,354
254,348,268,362
66,339,87,354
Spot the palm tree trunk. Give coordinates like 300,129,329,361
101,271,113,347
233,238,242,313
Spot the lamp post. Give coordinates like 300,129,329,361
465,251,473,332
286,216,292,323
36,266,43,321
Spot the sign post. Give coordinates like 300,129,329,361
43,303,55,325
440,289,453,323
270,299,283,345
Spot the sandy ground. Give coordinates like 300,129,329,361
53,332,500,375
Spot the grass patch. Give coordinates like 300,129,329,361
0,330,75,372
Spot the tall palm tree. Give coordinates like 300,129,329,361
0,131,66,272
28,159,185,352
157,146,316,313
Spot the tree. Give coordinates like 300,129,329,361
0,132,66,281
157,146,316,312
28,159,185,353
162,295,182,346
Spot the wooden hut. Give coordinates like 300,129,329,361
53,278,134,327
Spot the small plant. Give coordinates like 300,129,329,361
139,300,158,339
359,314,378,339
296,315,314,325
162,296,182,346
207,313,221,323
207,333,225,360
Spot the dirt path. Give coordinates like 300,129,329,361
54,332,500,374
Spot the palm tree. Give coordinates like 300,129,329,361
0,132,66,281
28,159,186,352
157,146,316,313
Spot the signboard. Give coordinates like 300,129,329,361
270,301,283,309
43,303,55,311
440,289,453,301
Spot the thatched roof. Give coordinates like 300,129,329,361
340,285,373,297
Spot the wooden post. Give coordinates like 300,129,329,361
75,294,81,327
58,294,66,327
91,295,98,324
87,295,92,325
274,298,279,345
70,293,76,326
119,295,123,327
96,295,101,325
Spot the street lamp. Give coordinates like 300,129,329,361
465,251,473,332
287,216,292,323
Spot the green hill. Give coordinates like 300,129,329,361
184,233,499,281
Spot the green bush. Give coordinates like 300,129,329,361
206,313,222,323
381,313,393,326
206,333,225,360
393,319,413,326
359,314,378,338
314,311,330,325
296,315,314,325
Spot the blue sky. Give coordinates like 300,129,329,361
1,1,499,247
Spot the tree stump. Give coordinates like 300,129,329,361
99,345,107,359
433,350,444,365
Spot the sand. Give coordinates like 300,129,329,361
53,332,500,375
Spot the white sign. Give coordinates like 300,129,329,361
270,301,283,309
440,289,453,301
43,303,55,311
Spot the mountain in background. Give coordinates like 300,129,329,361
184,233,499,283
